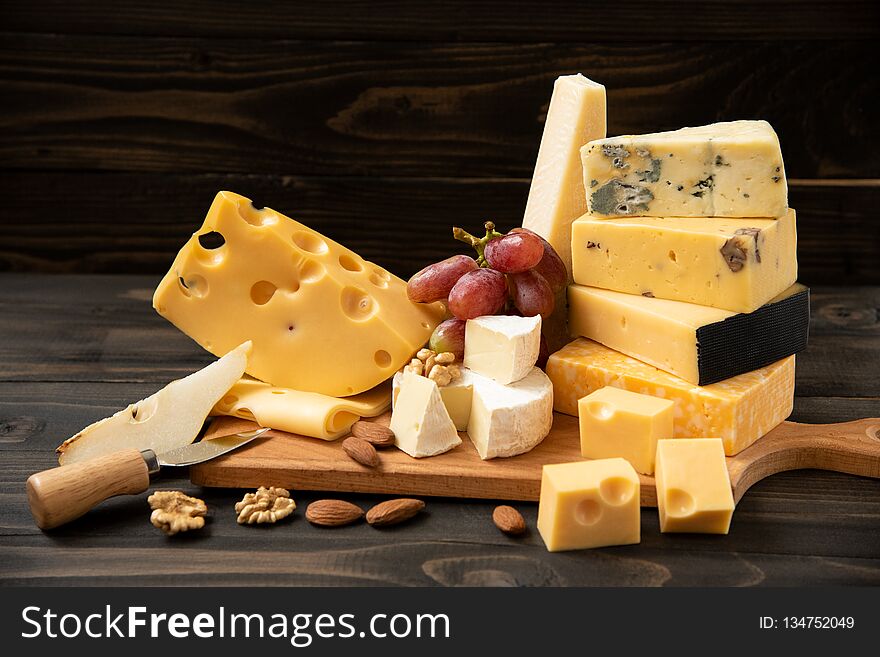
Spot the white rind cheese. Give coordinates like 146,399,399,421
468,367,554,460
581,120,787,218
464,315,541,385
390,371,461,458
392,369,475,431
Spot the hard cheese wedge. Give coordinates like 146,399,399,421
212,377,392,440
547,338,795,455
521,73,606,351
57,342,251,464
153,191,444,397
568,283,809,385
655,438,735,534
390,371,461,458
570,209,797,313
581,120,787,218
464,314,541,385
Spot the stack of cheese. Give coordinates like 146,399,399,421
541,118,808,458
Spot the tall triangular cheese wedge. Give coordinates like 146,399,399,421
390,371,461,458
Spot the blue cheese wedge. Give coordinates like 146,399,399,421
581,120,787,218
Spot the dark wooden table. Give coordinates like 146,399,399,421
0,273,877,586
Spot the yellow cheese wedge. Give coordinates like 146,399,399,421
570,210,798,313
537,458,640,551
655,438,735,534
212,377,392,440
153,191,444,397
521,73,606,351
547,338,795,455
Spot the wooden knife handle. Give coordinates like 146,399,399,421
728,418,880,503
26,449,151,530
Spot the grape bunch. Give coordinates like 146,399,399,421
407,222,566,362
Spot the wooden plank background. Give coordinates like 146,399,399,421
0,1,878,283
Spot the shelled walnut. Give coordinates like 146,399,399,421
148,491,207,536
402,348,461,387
235,486,296,525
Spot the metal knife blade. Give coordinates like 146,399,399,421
156,427,269,467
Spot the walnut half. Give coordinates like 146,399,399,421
148,491,207,535
235,486,296,525
402,349,462,387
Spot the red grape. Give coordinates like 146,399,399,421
510,227,567,292
483,232,543,273
407,255,478,303
448,269,507,319
429,318,466,360
509,269,554,319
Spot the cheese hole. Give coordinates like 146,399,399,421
341,287,376,321
668,250,677,262
369,272,389,289
217,395,238,411
587,401,614,421
271,390,286,395
198,231,226,250
250,280,277,305
299,259,326,283
339,254,363,272
374,349,392,368
238,202,278,227
420,321,430,329
664,488,696,518
129,397,159,424
237,408,256,421
178,274,208,298
599,476,636,506
292,231,329,255
575,498,602,526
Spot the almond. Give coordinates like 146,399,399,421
366,498,425,527
305,500,364,527
342,436,379,467
350,421,396,448
492,505,526,536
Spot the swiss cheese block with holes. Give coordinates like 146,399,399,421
537,458,640,551
153,191,445,397
570,209,797,313
581,120,787,218
547,339,795,456
568,283,809,385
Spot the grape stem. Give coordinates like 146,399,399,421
452,221,504,267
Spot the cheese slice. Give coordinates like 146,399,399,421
468,367,554,460
390,371,462,458
546,339,795,455
570,209,797,313
568,283,809,385
581,120,787,218
211,377,391,440
522,73,606,352
464,314,541,385
392,369,475,431
655,438,735,534
153,191,444,397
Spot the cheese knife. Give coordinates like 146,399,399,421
26,427,269,530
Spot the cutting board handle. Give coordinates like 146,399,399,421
728,418,880,503
26,449,151,530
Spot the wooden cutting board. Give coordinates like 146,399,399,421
191,412,880,506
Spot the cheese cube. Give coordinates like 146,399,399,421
521,73,607,352
546,339,795,455
390,371,461,458
571,210,797,313
567,283,810,385
578,386,673,475
464,315,541,385
392,369,475,431
467,367,554,460
153,191,444,397
537,458,640,551
655,439,734,534
581,120,787,218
